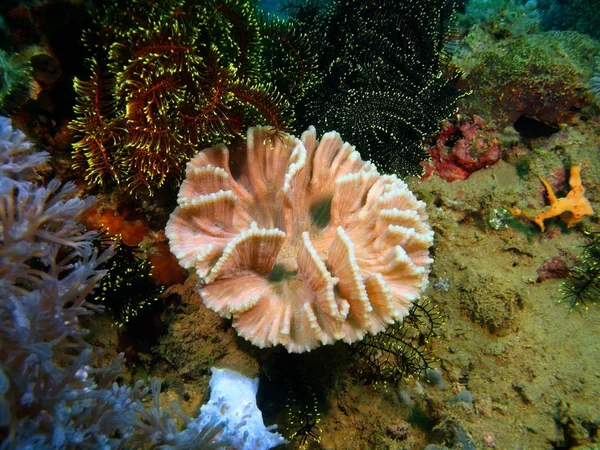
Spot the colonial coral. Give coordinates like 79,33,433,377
166,126,434,353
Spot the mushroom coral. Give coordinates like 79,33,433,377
166,126,434,352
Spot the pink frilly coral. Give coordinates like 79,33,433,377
166,126,434,352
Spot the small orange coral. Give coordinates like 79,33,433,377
511,164,594,231
166,126,434,352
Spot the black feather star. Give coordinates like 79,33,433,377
91,233,165,327
353,297,442,383
286,0,462,176
561,231,600,310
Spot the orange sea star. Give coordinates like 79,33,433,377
512,164,595,231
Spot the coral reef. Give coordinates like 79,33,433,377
167,126,434,352
200,368,287,449
3,0,600,447
421,115,503,182
126,369,286,449
70,0,293,195
287,0,461,176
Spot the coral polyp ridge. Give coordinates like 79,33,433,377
167,125,434,353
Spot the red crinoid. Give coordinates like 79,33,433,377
70,0,294,196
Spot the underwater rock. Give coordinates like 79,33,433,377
455,29,600,127
457,268,524,333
